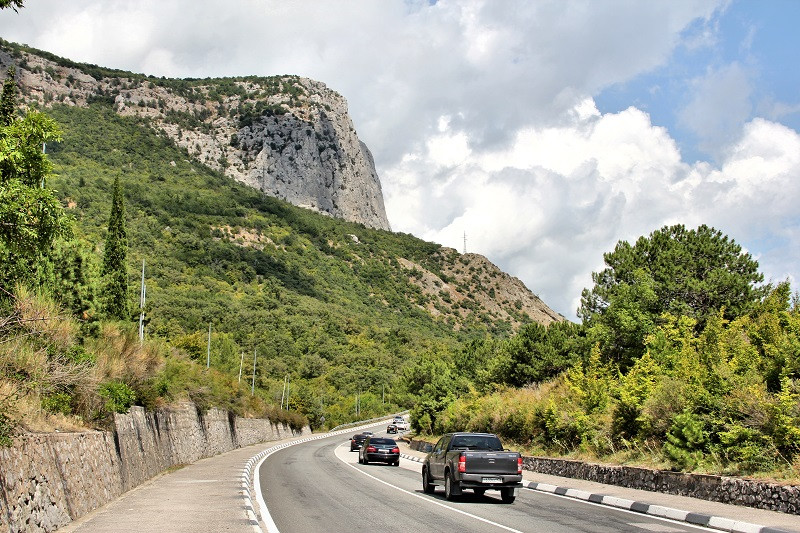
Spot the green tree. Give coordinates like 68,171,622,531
101,176,129,318
579,224,763,368
0,0,24,11
0,66,66,291
0,66,18,126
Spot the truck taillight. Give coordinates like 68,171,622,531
458,454,466,473
517,456,523,474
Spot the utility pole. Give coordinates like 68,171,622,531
251,348,257,395
138,259,146,345
238,351,244,383
206,324,211,369
280,375,288,409
463,231,467,254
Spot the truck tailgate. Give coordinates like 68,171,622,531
464,452,519,475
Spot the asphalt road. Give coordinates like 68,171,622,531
257,430,717,533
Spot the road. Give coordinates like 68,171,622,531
257,430,716,533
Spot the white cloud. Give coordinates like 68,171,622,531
4,0,798,321
384,99,800,318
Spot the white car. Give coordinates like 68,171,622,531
392,416,409,431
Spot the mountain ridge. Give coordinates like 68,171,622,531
0,39,391,230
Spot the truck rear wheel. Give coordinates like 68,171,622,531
422,467,435,494
444,472,459,501
500,488,516,504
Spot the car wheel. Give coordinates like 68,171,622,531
422,467,435,494
363,456,369,465
444,472,458,501
500,488,516,504
393,461,400,466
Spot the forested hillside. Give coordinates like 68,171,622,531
0,84,560,442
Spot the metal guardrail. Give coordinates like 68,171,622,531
328,410,410,432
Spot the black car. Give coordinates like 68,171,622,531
387,424,398,434
358,436,400,466
349,433,370,451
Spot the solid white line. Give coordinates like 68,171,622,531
253,420,391,533
524,487,718,532
336,446,523,533
254,447,283,533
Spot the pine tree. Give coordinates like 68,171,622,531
101,176,128,318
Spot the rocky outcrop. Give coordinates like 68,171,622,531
0,41,390,230
400,247,564,330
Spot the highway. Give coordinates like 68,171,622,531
257,430,716,533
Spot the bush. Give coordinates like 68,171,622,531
663,412,708,470
42,392,73,415
98,381,136,414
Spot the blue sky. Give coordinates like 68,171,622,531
596,0,800,164
1,0,798,320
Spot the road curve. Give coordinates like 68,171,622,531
257,431,715,533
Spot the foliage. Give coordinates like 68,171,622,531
436,282,800,478
0,69,67,290
98,381,136,413
0,0,24,12
100,176,128,318
663,412,708,470
579,224,764,369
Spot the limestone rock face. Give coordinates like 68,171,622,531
235,80,390,230
0,46,391,230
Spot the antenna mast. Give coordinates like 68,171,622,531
463,231,467,255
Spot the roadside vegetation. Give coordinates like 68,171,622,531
404,226,800,482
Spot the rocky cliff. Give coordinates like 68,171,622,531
0,41,391,230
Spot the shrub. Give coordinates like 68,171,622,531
41,392,73,415
98,381,136,414
663,412,708,470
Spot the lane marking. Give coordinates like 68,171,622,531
252,420,390,533
335,445,523,533
524,488,718,532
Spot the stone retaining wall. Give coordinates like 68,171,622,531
0,403,310,532
408,438,800,515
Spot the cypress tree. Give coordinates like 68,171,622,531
0,66,17,127
101,176,128,318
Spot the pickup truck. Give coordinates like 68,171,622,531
421,432,522,503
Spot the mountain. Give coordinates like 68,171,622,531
0,40,390,230
0,41,564,425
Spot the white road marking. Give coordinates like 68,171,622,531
335,444,523,533
526,489,717,532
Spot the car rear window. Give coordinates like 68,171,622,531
369,438,397,445
449,435,503,451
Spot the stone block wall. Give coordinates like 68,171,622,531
408,438,799,515
0,403,309,532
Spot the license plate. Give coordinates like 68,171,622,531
482,477,502,483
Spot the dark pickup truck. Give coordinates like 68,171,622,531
421,432,523,503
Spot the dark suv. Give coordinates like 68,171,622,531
358,436,400,466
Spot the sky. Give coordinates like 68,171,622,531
1,0,799,320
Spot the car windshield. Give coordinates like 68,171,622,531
369,438,397,446
449,435,503,451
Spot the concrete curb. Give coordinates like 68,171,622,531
399,453,795,533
